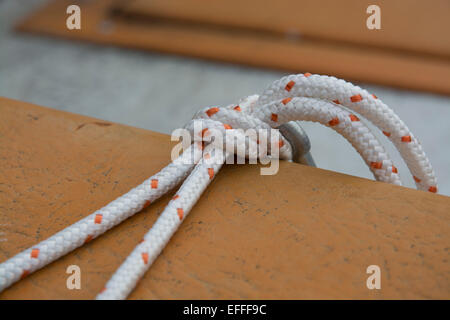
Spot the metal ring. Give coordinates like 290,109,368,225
278,121,316,167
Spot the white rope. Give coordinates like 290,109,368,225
0,74,438,299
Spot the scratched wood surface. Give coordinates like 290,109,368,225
0,97,449,299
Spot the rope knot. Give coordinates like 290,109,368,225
185,94,294,161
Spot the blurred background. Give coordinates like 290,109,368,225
1,0,449,195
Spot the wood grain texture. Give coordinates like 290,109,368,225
124,0,450,58
0,97,449,299
16,0,450,95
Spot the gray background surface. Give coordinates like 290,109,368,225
1,0,449,195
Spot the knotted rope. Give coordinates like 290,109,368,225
0,74,437,299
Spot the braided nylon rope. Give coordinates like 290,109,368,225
258,74,437,190
0,74,437,299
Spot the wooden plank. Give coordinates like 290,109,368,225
0,97,449,299
123,0,450,58
16,0,450,95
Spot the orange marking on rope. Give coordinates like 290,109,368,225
234,105,241,111
282,97,292,105
94,214,103,224
206,107,219,117
413,176,421,183
392,166,398,174
31,248,39,259
383,131,391,137
177,208,184,220
370,162,383,170
372,94,378,99
84,235,93,244
208,168,214,179
349,114,360,122
428,186,437,193
271,113,278,122
21,270,30,279
201,128,209,137
223,124,232,130
333,99,340,104
285,80,295,92
279,140,284,148
204,153,211,159
328,117,340,126
401,135,412,143
304,72,312,77
197,141,205,150
172,195,179,200
151,179,158,189
141,252,149,264
350,94,363,102
143,200,151,208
